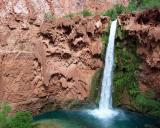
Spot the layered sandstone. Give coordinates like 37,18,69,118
0,0,128,22
0,15,109,114
119,8,160,97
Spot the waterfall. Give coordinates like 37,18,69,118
89,20,118,118
99,19,117,110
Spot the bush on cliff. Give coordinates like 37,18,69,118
133,0,160,9
81,9,93,17
8,112,33,128
0,103,11,128
113,29,140,106
0,103,33,128
64,13,75,18
102,5,126,20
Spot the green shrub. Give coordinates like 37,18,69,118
0,102,33,128
8,112,33,128
0,103,11,128
113,26,141,106
135,94,160,116
81,9,92,17
127,1,138,12
90,68,103,103
113,26,160,117
64,13,75,18
100,23,111,59
138,0,160,9
129,0,160,10
113,39,140,106
102,5,126,20
101,34,108,59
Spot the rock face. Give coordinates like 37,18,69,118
119,9,160,98
0,0,128,22
0,15,109,114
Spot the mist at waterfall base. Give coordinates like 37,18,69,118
33,21,160,128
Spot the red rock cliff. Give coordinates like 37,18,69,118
0,15,109,114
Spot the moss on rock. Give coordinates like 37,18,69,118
89,68,103,104
113,25,160,117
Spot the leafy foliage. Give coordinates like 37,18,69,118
127,1,138,12
64,13,76,18
0,102,33,128
113,28,140,106
101,34,108,59
137,0,160,9
90,68,103,103
100,22,111,60
8,112,33,128
102,4,126,20
113,26,160,117
102,0,160,20
135,93,160,117
81,9,92,17
0,103,11,128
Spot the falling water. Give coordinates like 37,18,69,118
89,20,118,118
99,19,117,110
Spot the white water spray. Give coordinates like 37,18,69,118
89,20,118,118
99,19,117,110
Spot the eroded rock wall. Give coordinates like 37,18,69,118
0,15,109,114
0,0,128,22
119,8,160,98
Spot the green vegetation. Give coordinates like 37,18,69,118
0,103,11,128
135,93,160,117
101,22,111,59
113,26,140,106
81,9,92,17
127,1,138,12
64,13,75,18
136,0,160,9
0,102,33,128
101,33,108,59
102,5,126,20
44,12,55,20
102,0,160,20
90,68,103,104
113,26,160,117
64,9,92,18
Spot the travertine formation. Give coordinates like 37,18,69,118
0,15,109,114
0,0,128,22
119,8,160,98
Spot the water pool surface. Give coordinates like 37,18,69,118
34,109,160,128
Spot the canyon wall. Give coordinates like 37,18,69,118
119,8,160,98
0,0,128,22
0,15,109,114
116,8,160,116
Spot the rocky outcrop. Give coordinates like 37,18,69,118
0,15,109,114
0,0,128,22
119,8,160,98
